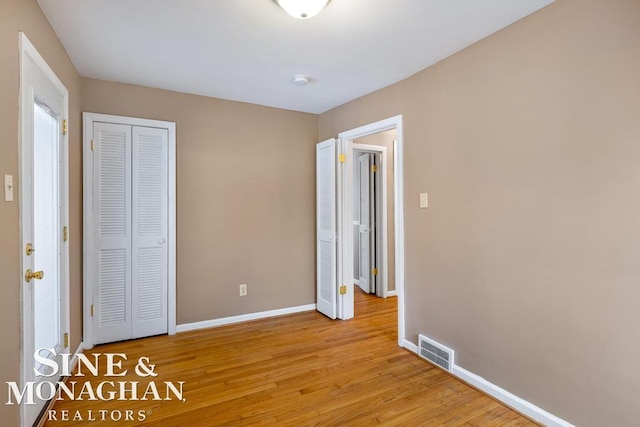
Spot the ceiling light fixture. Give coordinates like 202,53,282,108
275,0,330,19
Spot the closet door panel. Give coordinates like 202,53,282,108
131,126,169,338
93,122,132,344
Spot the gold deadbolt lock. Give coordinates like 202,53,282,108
25,269,44,283
26,243,34,256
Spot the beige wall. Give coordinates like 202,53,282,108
82,79,318,324
320,0,640,425
354,130,396,292
0,0,83,424
4,0,640,425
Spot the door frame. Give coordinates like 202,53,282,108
19,32,70,427
82,112,177,349
353,145,388,298
337,115,405,347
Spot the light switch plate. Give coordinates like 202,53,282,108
4,175,14,202
420,193,428,209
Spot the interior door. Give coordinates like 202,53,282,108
370,153,380,296
92,122,133,345
372,153,382,297
316,139,337,319
20,38,69,427
132,126,169,338
358,153,372,293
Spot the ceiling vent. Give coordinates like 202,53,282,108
418,334,455,372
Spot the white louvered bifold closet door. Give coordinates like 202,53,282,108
93,122,132,345
131,126,168,338
316,138,338,319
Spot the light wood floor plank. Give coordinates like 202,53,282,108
44,289,538,426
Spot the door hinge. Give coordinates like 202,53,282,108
339,285,347,295
63,333,69,348
371,165,378,173
339,154,346,163
372,268,378,276
62,119,68,136
63,226,68,242
91,304,94,317
91,140,95,151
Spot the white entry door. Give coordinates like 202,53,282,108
20,33,69,427
316,139,338,319
90,121,169,345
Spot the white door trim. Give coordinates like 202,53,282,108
353,144,388,298
337,115,405,347
19,32,70,427
82,112,177,349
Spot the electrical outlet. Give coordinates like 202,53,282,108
239,284,248,296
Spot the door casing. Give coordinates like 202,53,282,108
336,115,405,347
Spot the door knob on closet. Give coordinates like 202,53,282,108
25,269,44,283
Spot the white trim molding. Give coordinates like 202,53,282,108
452,366,574,427
386,290,397,297
176,304,317,333
402,339,418,354
402,341,574,427
337,115,405,347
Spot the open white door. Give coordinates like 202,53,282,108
372,153,383,297
358,153,372,293
316,139,338,319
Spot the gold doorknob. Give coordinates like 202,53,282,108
25,269,44,282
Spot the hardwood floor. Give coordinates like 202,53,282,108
45,291,537,426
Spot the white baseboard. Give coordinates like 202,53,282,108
452,366,574,427
403,339,573,427
387,290,397,297
402,338,418,353
176,304,317,333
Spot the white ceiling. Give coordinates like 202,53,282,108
37,0,554,114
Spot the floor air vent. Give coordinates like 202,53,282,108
418,334,454,372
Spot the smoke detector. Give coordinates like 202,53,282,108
292,75,312,86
